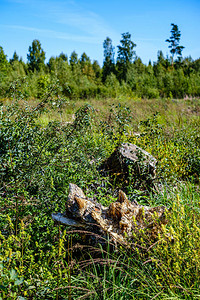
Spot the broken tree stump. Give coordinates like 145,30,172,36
52,183,168,248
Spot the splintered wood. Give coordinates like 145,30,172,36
52,183,168,247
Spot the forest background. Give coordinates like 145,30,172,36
0,24,200,100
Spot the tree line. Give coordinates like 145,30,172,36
0,23,200,99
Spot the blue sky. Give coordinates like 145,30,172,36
1,0,200,65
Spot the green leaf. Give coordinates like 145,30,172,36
10,269,18,280
27,285,36,290
15,278,24,285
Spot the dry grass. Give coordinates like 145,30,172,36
39,97,200,130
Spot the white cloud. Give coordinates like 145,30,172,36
6,0,118,45
18,0,117,39
50,8,115,38
6,25,103,44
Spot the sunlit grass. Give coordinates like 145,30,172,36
0,96,199,299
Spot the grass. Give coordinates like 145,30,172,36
0,96,199,299
3,96,199,127
64,182,200,300
2,182,198,299
39,97,200,131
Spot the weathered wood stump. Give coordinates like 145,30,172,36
52,183,168,248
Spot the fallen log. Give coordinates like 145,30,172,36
52,184,168,248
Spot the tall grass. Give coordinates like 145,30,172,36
63,182,199,300
0,95,199,299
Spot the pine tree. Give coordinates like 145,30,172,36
27,39,46,72
10,51,19,64
69,51,78,71
116,32,136,82
166,23,185,64
102,37,115,82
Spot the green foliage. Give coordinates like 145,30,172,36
1,33,200,100
136,111,200,182
166,23,185,61
0,46,10,95
1,179,199,299
105,73,120,97
0,46,9,77
37,74,50,99
102,37,115,82
27,39,46,72
117,32,136,82
69,50,78,71
9,61,26,80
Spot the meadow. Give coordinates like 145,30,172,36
0,92,200,299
